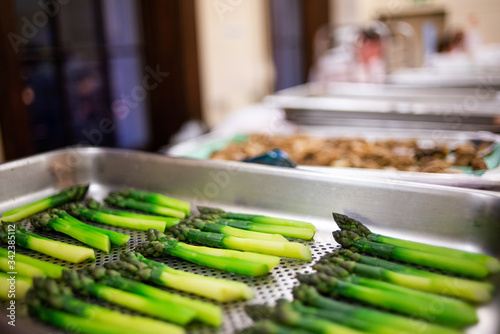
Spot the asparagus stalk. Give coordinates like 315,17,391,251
106,194,185,218
0,271,32,300
1,185,89,222
137,239,270,276
293,285,461,334
320,251,493,303
296,273,478,328
170,224,311,260
64,203,169,232
333,230,489,278
62,269,196,325
29,306,131,334
180,243,280,270
148,229,280,269
112,252,254,301
0,223,95,263
81,266,221,326
245,300,367,334
340,249,494,301
106,258,240,302
333,212,500,274
0,257,44,278
198,206,316,233
312,261,478,323
184,218,289,242
292,300,417,334
114,188,191,215
85,198,180,222
0,247,65,278
52,208,131,246
239,320,315,334
215,218,313,240
31,212,111,252
27,277,185,334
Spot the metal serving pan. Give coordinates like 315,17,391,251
165,128,500,190
1,148,499,334
270,82,500,104
265,83,500,132
386,67,500,89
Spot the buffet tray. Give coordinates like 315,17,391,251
265,83,500,132
165,128,500,190
1,148,499,334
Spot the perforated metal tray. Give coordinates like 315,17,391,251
1,148,499,334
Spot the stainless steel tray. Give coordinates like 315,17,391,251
1,148,499,334
165,128,500,190
265,83,500,132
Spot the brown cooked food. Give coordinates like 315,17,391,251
209,134,490,173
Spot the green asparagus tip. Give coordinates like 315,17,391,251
146,228,168,242
245,304,273,322
292,285,321,304
312,262,351,278
197,206,226,216
332,212,371,236
85,198,104,210
332,230,361,248
69,184,90,201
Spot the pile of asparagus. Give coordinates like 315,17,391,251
1,249,252,332
240,213,498,333
135,205,317,277
0,184,320,333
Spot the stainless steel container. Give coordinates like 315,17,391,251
265,83,500,132
165,128,500,190
1,148,499,334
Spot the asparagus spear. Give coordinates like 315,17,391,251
198,206,316,233
239,320,315,334
136,239,270,276
215,218,313,240
114,188,191,215
333,212,500,273
0,256,44,278
1,185,89,222
31,212,111,252
312,261,478,324
292,300,419,334
296,273,478,328
110,251,254,301
245,300,367,334
0,247,65,278
184,218,289,242
29,306,131,334
27,277,185,334
320,251,493,303
293,284,461,334
0,271,32,300
337,249,494,303
81,266,221,326
147,229,280,270
105,193,185,218
51,208,131,246
61,269,196,325
170,223,311,260
85,198,180,222
64,203,170,232
0,223,95,263
333,230,489,278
